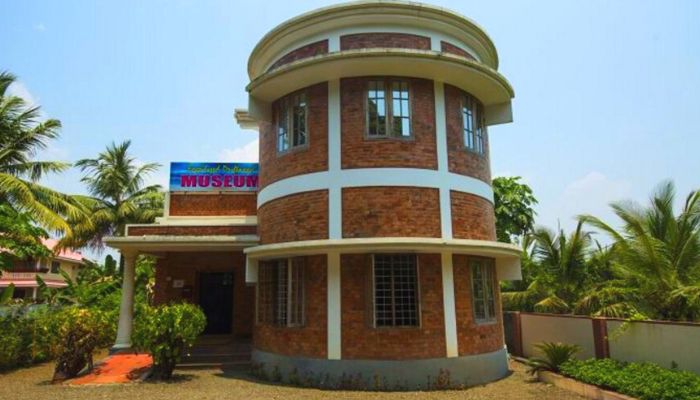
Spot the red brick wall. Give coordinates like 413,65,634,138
153,251,254,338
444,84,491,183
169,193,257,216
450,190,496,240
342,187,441,238
340,33,430,51
341,253,446,359
340,77,437,170
440,41,476,61
128,225,257,236
453,255,504,355
253,255,327,358
268,40,329,71
259,82,328,189
258,190,328,244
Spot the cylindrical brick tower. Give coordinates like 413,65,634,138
238,1,521,390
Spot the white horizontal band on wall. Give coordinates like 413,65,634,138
257,168,493,208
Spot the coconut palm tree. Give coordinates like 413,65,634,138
502,221,593,313
0,71,85,233
580,181,700,321
64,140,163,252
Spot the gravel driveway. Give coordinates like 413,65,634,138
0,359,585,400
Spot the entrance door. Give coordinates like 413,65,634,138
198,272,234,334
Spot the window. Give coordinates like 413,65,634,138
367,79,411,137
257,258,304,327
372,254,419,327
276,91,308,152
471,259,496,323
462,93,486,154
50,261,61,274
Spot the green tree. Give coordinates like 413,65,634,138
0,71,85,233
502,221,593,313
493,176,538,243
0,204,50,273
64,140,163,252
580,181,700,321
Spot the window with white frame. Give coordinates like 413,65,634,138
471,259,496,323
372,254,419,327
50,261,61,274
257,258,305,327
367,79,411,138
462,93,486,154
276,91,308,153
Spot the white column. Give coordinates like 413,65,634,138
328,78,342,239
32,287,37,301
327,251,341,359
113,250,138,352
441,251,459,357
434,81,453,240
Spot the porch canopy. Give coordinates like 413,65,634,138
104,234,258,352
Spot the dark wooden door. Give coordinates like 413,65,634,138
198,272,234,334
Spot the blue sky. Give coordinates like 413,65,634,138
2,0,700,251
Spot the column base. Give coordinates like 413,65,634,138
109,345,134,355
250,347,509,390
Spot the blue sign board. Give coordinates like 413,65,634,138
169,162,259,192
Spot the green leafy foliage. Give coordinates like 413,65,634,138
63,140,163,251
560,358,700,400
51,307,112,381
493,176,538,243
132,303,206,380
0,71,87,234
0,204,50,273
526,342,580,375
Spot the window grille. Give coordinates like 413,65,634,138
367,79,411,137
373,254,419,327
276,91,308,152
471,259,496,323
256,258,305,327
462,92,486,154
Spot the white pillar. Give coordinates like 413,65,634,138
32,287,37,301
113,250,138,352
327,251,341,359
441,252,459,357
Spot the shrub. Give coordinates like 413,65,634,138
133,303,206,380
51,307,111,382
560,358,700,400
526,342,581,375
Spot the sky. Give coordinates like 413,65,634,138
2,0,700,257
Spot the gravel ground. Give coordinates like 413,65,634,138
0,358,586,400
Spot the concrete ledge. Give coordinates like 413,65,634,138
538,371,637,400
251,347,509,390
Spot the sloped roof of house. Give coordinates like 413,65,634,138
43,239,84,263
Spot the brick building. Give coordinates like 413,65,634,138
106,1,521,389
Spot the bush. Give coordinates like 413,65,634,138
133,303,206,380
560,358,700,400
51,307,111,382
526,342,581,375
0,305,63,370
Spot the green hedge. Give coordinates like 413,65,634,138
560,358,700,400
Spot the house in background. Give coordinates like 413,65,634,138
0,239,85,300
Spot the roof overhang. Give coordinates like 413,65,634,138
244,237,521,281
246,49,514,126
104,235,259,254
248,0,500,77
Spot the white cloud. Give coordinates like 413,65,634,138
7,81,39,109
33,23,46,32
218,139,259,162
537,171,631,234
